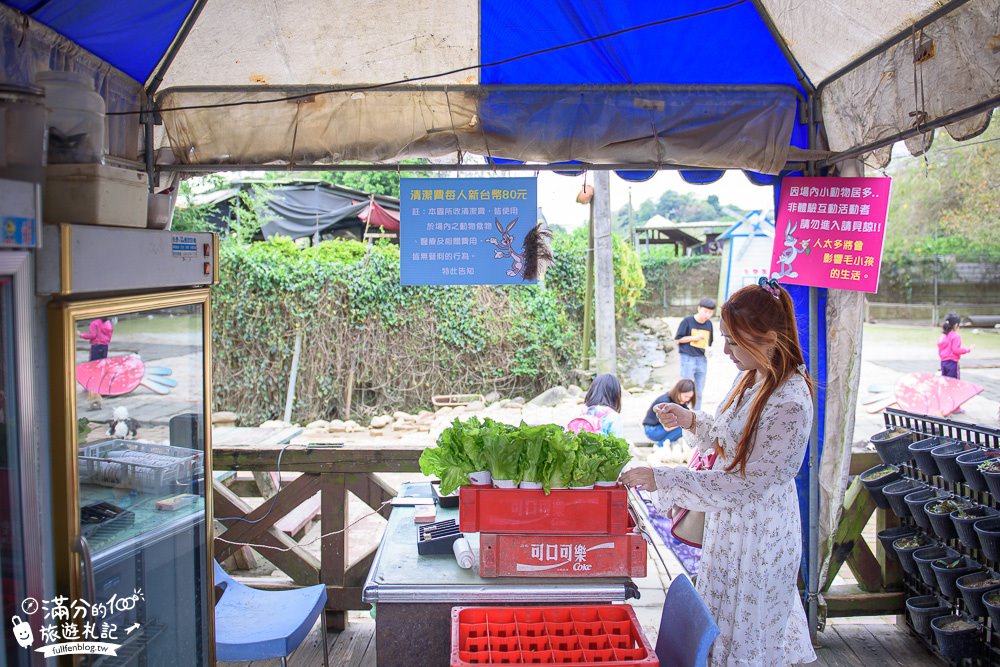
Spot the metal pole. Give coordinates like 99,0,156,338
807,286,819,645
592,170,617,374
582,201,595,370
806,90,820,645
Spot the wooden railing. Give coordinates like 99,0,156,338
212,441,422,630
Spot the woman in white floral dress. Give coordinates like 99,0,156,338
621,281,816,666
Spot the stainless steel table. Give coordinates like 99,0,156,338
363,483,639,666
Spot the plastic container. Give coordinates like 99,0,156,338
460,486,630,535
913,545,958,588
876,526,917,561
956,570,1000,617
984,590,1000,636
973,517,1000,561
930,615,983,660
980,462,1000,501
78,438,201,494
894,534,933,577
450,605,657,666
905,595,951,637
478,530,647,578
956,449,999,493
931,442,976,484
924,497,971,541
932,555,981,599
0,84,47,186
44,163,148,227
858,464,901,509
951,505,998,550
903,489,937,532
147,189,178,230
882,478,923,519
35,70,106,164
909,436,951,478
870,426,916,466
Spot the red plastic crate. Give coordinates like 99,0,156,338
459,486,629,535
451,605,658,666
478,529,647,578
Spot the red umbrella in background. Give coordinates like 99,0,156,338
894,373,984,417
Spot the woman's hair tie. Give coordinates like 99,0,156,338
758,276,781,299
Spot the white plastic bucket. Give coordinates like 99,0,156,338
595,480,619,487
468,470,492,486
519,481,543,490
35,70,106,164
492,479,517,489
0,85,47,185
570,485,595,490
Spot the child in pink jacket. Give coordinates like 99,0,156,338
938,313,972,379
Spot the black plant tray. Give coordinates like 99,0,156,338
431,481,460,508
80,501,134,541
417,519,464,555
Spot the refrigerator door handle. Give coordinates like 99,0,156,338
72,534,97,606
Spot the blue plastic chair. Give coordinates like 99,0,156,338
214,561,329,666
655,574,720,667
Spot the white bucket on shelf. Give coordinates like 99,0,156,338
35,70,106,164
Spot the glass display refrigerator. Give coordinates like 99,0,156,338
45,224,217,665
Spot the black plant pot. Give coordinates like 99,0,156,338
952,506,998,550
877,526,918,561
883,478,923,519
974,517,1000,561
983,468,1000,502
859,464,902,509
905,595,952,637
895,535,934,577
957,449,1000,493
925,498,972,541
904,489,938,532
930,615,984,660
914,545,958,588
983,591,1000,636
910,436,947,477
932,442,976,484
956,570,1000,618
871,426,916,466
933,556,982,599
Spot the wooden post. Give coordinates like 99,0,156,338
321,472,348,631
592,170,616,374
582,199,595,370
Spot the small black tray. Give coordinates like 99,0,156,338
417,519,463,555
81,501,134,540
431,481,460,508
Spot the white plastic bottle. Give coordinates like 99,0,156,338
35,70,106,164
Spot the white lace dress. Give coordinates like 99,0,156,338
653,368,816,667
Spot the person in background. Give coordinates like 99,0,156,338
79,316,114,410
575,373,627,439
938,313,972,380
621,280,816,666
675,297,716,410
642,378,696,449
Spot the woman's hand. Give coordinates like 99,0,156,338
655,402,694,430
619,466,657,491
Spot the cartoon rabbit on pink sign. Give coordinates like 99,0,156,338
771,218,810,279
486,217,553,280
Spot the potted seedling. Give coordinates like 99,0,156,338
870,426,916,466
882,478,923,519
979,458,1000,500
858,464,902,509
951,505,998,550
931,441,976,483
956,570,1000,618
894,534,931,577
924,497,970,541
931,556,981,599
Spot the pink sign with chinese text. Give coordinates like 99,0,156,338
770,176,891,292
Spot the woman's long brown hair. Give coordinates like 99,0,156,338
719,283,812,475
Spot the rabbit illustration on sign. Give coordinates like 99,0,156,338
772,218,810,279
486,218,525,277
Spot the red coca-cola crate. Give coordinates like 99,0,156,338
459,485,629,535
450,604,658,666
479,529,647,578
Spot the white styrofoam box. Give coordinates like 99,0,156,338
44,163,148,227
